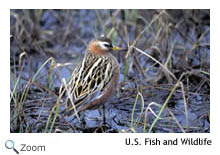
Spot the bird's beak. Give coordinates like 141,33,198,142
112,46,127,51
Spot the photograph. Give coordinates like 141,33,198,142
10,9,210,133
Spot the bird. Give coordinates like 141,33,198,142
65,36,125,115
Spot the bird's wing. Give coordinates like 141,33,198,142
67,53,113,110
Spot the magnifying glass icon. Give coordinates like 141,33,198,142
5,140,19,154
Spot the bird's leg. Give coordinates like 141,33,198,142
80,112,87,128
102,104,106,132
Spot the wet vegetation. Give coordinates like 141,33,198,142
10,9,210,133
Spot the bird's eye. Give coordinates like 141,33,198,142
104,43,112,48
98,41,113,49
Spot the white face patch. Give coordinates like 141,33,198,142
97,41,110,50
